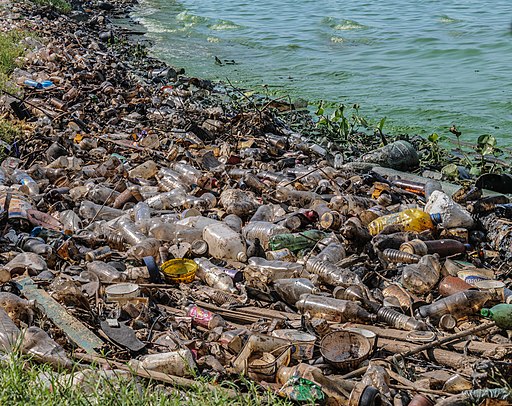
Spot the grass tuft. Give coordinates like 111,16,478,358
29,0,71,13
0,351,293,405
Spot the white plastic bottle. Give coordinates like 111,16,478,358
203,222,247,262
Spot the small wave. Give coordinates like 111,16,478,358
330,36,345,43
176,11,209,25
208,20,242,30
438,15,462,24
207,37,220,43
322,17,367,30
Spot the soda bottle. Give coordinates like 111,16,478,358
269,230,327,252
416,290,494,321
481,304,512,329
367,208,440,236
296,294,377,323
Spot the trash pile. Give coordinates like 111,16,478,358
0,2,512,405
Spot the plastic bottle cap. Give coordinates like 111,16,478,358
430,213,442,224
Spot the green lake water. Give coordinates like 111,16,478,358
132,0,512,145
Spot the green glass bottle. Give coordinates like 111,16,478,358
268,230,327,252
481,304,512,330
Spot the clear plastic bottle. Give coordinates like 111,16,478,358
305,257,361,287
224,214,243,233
194,258,236,293
171,162,201,185
79,201,124,221
367,208,440,236
18,236,53,258
275,187,321,206
128,160,158,179
145,188,187,210
157,168,190,192
401,254,441,295
296,294,377,323
13,169,39,195
416,290,494,321
243,221,289,249
203,222,247,262
21,326,72,369
219,189,258,217
129,349,196,377
59,210,82,233
316,242,346,264
273,278,319,306
0,308,20,351
86,184,119,205
86,261,126,283
148,221,178,242
248,257,304,281
133,202,151,224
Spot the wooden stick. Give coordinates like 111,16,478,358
389,384,451,397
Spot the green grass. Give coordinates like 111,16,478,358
0,30,26,94
0,351,293,405
29,0,71,13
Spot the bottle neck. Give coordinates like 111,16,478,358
430,213,442,224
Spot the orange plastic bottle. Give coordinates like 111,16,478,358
367,208,440,236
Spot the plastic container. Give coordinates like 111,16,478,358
161,258,197,284
368,208,439,236
203,222,247,262
271,329,316,361
424,190,474,229
401,254,441,295
105,283,140,302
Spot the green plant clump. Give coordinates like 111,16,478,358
0,351,293,406
30,0,71,13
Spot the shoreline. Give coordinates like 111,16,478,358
0,0,511,405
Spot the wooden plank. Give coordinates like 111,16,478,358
17,277,103,355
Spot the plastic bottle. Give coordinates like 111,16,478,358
129,349,196,377
367,208,440,236
273,278,319,306
376,307,428,331
219,189,258,217
480,304,512,329
194,258,236,293
21,326,72,369
0,308,20,351
0,292,34,326
127,238,160,260
359,140,419,170
243,221,289,249
12,169,39,195
171,162,201,185
315,242,346,264
416,290,494,321
247,257,304,281
296,294,377,323
203,222,247,262
128,160,158,179
223,214,243,233
133,202,151,224
145,188,187,210
305,257,361,287
275,187,321,206
399,239,466,257
424,190,474,229
79,201,124,221
269,230,327,252
59,210,82,233
157,168,190,192
148,221,178,242
86,261,126,283
495,203,512,219
18,236,53,258
401,254,441,295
